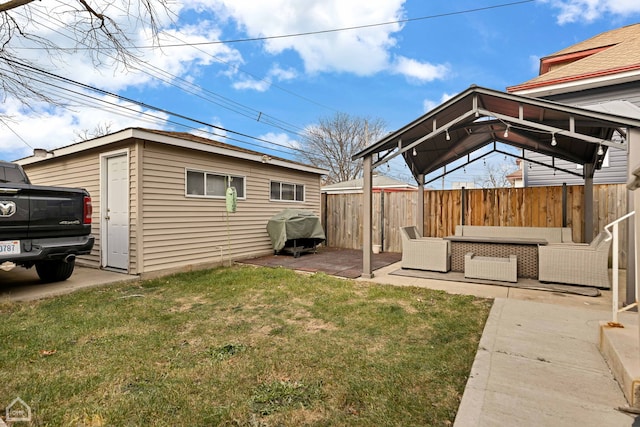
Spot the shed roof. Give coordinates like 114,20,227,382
321,175,417,193
353,85,640,183
16,127,327,175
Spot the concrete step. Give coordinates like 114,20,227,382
599,312,640,408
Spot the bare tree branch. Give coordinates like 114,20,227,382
474,160,517,188
0,0,171,109
298,112,386,184
0,0,34,13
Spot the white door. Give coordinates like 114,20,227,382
105,154,129,270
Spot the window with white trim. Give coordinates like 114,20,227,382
186,170,245,198
270,180,304,202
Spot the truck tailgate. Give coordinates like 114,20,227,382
0,184,91,240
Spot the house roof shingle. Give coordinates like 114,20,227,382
507,23,640,93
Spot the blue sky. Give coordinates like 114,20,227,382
1,0,640,187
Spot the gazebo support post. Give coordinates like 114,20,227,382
417,173,425,236
628,128,639,308
584,163,595,242
362,154,374,279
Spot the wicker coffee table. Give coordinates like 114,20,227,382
444,236,548,279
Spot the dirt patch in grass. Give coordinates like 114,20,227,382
0,265,491,426
286,307,338,333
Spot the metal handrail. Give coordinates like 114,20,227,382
604,211,636,324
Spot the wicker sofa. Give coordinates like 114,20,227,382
400,226,450,272
455,225,573,243
538,231,612,289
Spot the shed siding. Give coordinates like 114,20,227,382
524,81,638,186
139,142,322,273
21,142,139,271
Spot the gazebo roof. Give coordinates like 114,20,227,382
353,85,640,183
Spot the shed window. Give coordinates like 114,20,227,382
186,170,245,198
270,181,304,202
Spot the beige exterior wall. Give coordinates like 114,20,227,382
21,141,139,270
20,137,322,275
139,142,322,273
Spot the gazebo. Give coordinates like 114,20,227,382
353,85,640,296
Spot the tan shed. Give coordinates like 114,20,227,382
16,128,327,276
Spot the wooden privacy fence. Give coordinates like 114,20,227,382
322,184,629,266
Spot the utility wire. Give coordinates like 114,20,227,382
0,119,33,149
3,58,303,155
11,1,534,114
16,0,535,49
15,6,312,138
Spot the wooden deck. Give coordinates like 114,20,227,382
240,247,401,279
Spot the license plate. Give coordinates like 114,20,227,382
0,240,20,256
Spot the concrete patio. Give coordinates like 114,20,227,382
365,261,640,426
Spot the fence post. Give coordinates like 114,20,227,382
461,186,466,225
321,192,328,246
562,183,567,227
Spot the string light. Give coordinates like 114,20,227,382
445,129,450,141
597,144,604,156
551,133,557,146
503,125,509,138
412,147,417,156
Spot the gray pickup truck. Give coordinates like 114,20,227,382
0,160,95,282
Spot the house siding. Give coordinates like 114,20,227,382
544,81,640,107
523,81,639,186
524,148,628,186
139,142,322,273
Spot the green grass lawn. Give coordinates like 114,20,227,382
0,265,491,426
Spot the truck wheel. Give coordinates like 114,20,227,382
36,259,76,283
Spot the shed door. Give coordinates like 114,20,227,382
105,154,129,270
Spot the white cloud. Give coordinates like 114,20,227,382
233,64,298,92
392,56,449,83
259,132,301,151
203,0,447,82
0,96,169,160
208,0,403,75
9,3,235,89
0,1,245,158
543,0,640,24
422,93,456,113
191,117,228,140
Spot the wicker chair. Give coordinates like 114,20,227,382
399,226,451,272
538,231,612,289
